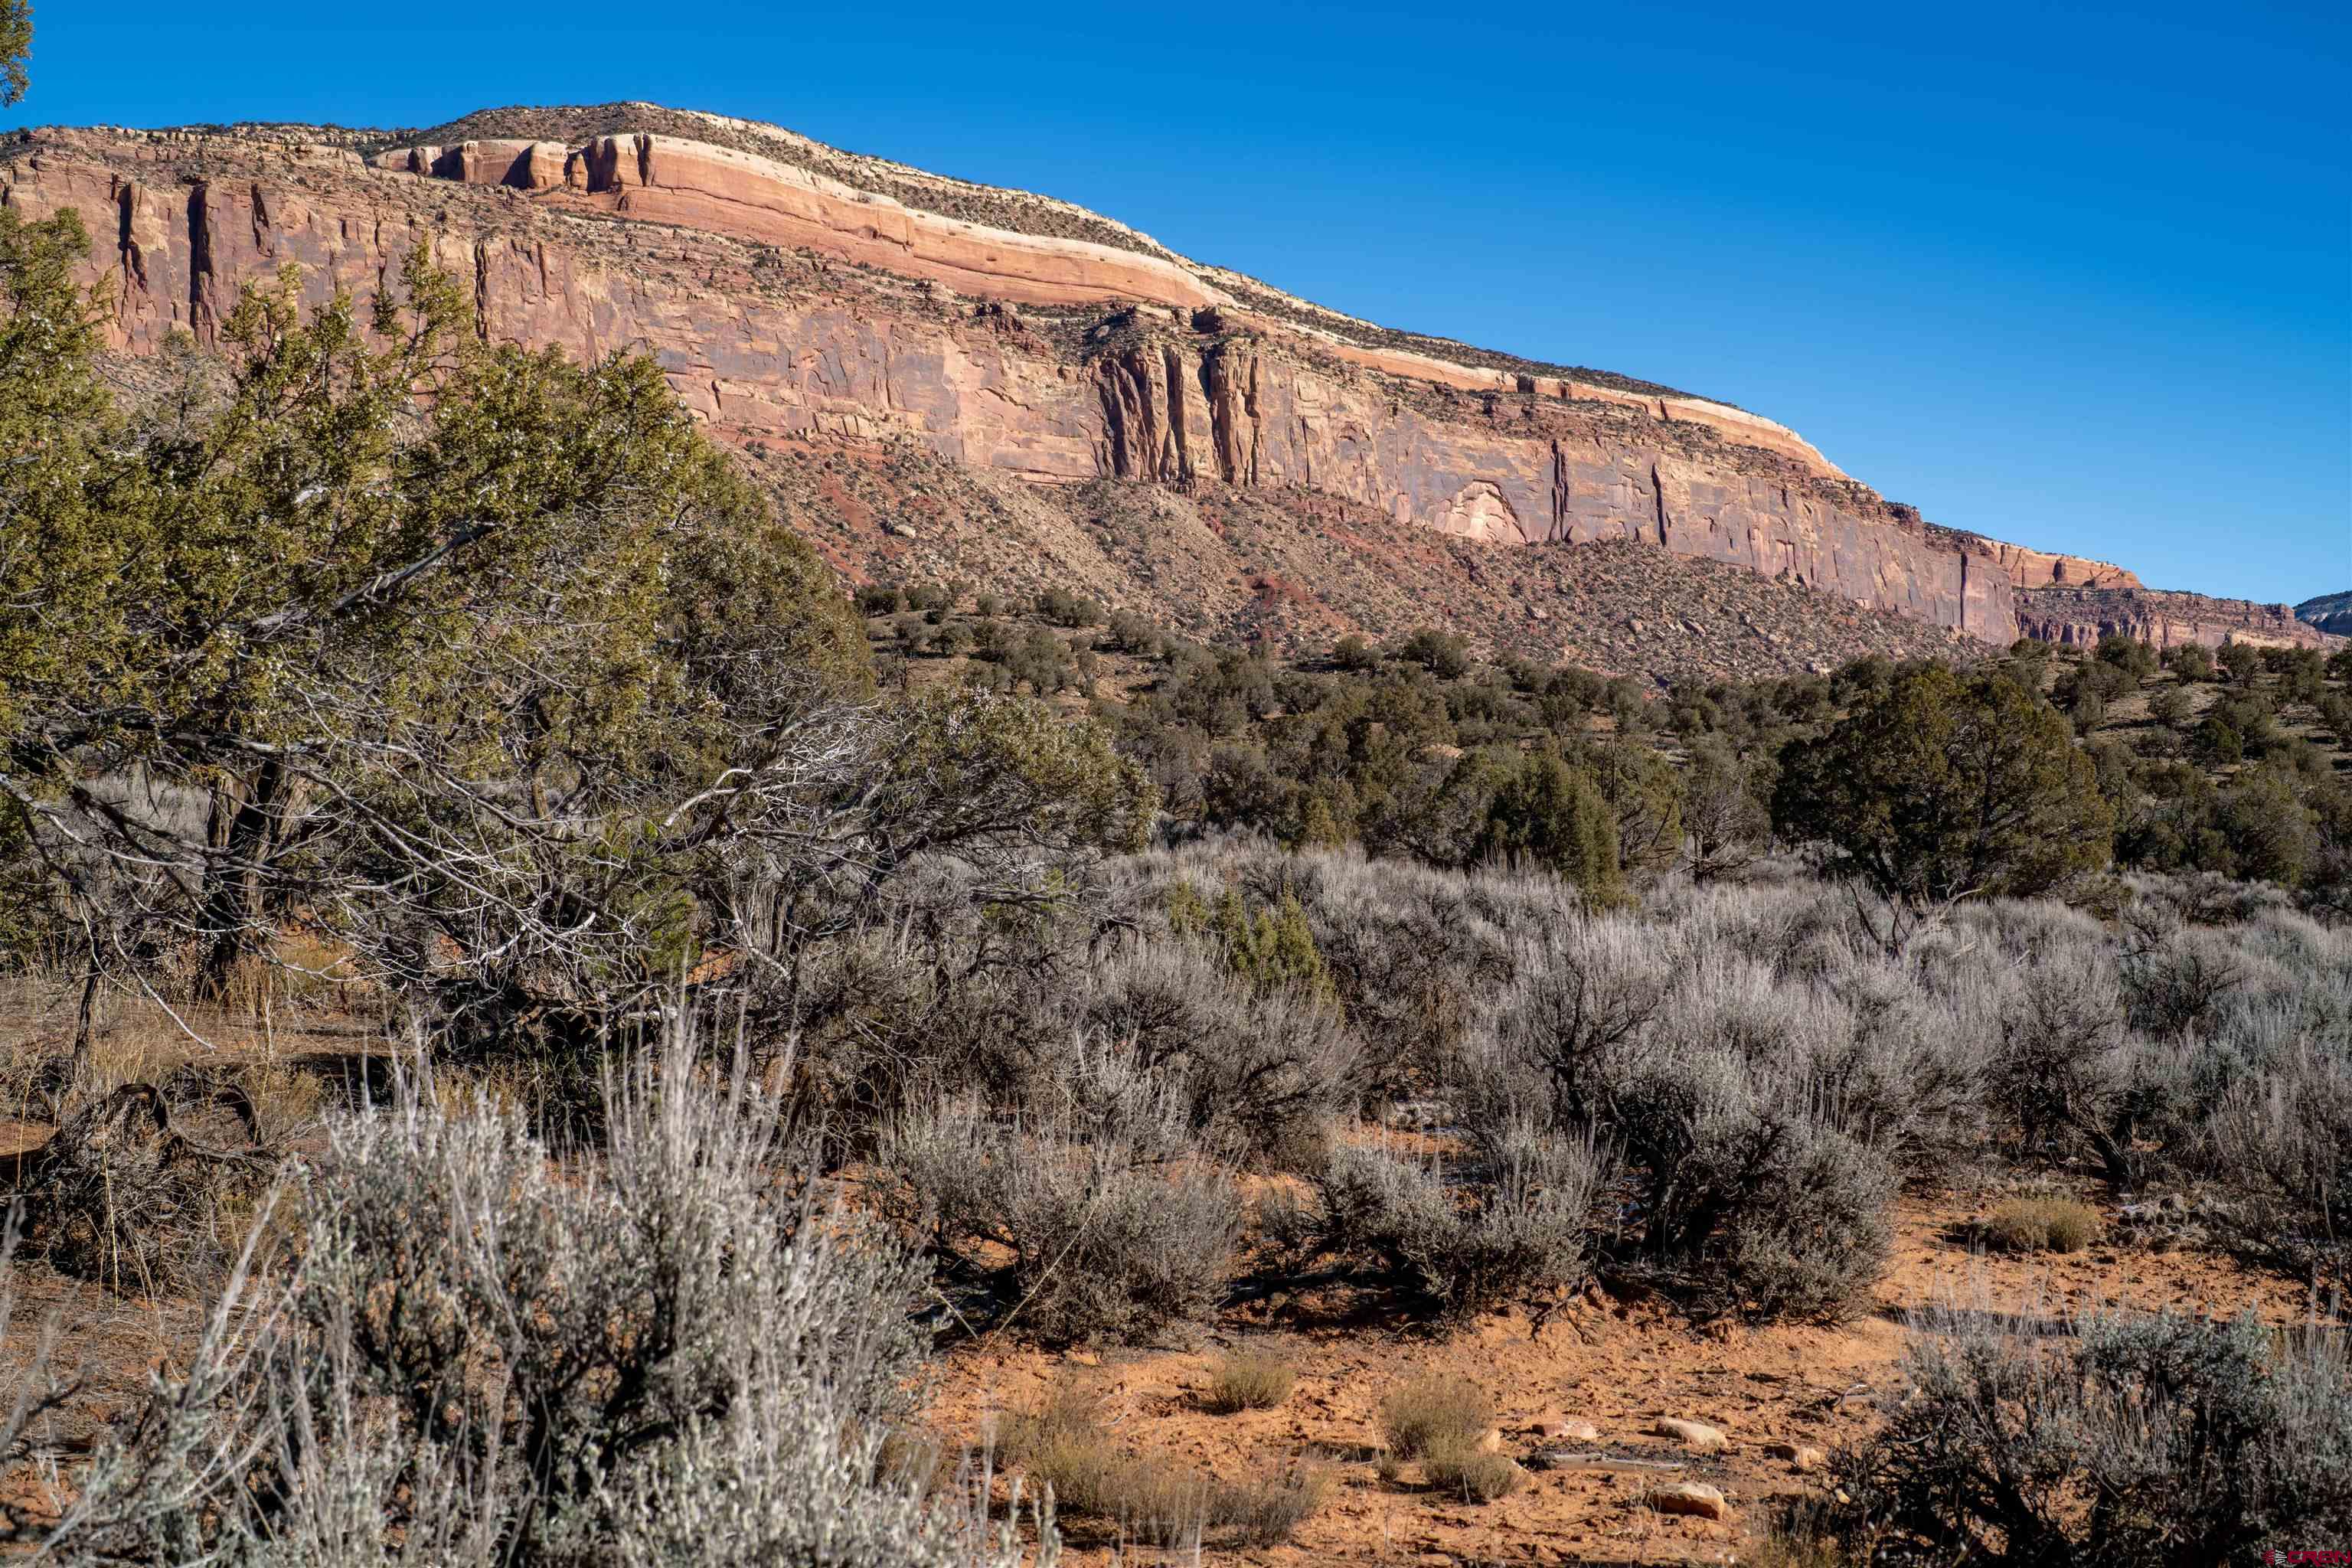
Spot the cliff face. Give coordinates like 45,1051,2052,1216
0,110,2280,659
1942,531,2139,591
2297,592,2352,639
2018,587,2336,651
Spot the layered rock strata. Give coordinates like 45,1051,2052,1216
0,112,2228,652
2017,586,2337,651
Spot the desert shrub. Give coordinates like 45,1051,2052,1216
1377,1374,1494,1462
1313,1125,1602,1318
1161,880,1338,1004
1395,627,1472,679
1710,1122,1898,1320
1981,1196,2102,1253
858,583,905,614
1468,923,1899,1320
1204,1350,1297,1413
1472,750,1625,899
1747,1531,1861,1568
1420,1446,1523,1503
878,1098,1239,1344
2164,642,2216,681
1073,938,1356,1161
1036,586,1104,628
1103,609,1161,655
1682,734,1771,878
1222,1463,1329,1547
5,1037,1046,1566
1268,848,1551,1096
2122,925,2249,1038
2197,1046,2352,1298
2096,633,2161,682
1813,1309,2352,1563
1978,946,2149,1187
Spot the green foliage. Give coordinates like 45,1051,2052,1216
2095,633,2159,681
2,243,872,996
1773,665,2113,905
1480,750,1624,900
2214,764,2316,884
1168,882,1337,1004
0,0,24,106
1035,586,1104,628
1395,626,1472,680
1295,792,1349,851
880,686,1156,858
2164,641,2216,681
1573,738,1683,879
0,207,114,749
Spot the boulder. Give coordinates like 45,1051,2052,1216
1651,1417,1727,1452
1642,1481,1732,1521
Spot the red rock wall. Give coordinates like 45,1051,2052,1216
2017,588,2337,651
1955,534,2141,591
3,124,2016,643
1089,338,2010,637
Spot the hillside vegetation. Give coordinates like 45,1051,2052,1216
2,201,2347,1564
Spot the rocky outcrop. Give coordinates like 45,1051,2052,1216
2018,586,2339,650
374,131,1233,313
2297,591,2352,638
1087,332,2007,635
2,113,2167,651
1945,531,2140,590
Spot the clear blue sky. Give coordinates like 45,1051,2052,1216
7,1,2347,602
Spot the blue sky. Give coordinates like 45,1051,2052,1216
7,1,2347,602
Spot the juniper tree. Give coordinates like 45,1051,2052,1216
2,224,1152,1081
1773,664,2112,907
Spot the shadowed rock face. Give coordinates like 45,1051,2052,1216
2298,592,2352,639
2,111,2210,652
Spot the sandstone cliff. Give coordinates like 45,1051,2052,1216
0,107,2275,664
2017,586,2336,652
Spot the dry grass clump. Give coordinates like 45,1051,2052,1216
1377,1373,1493,1459
1221,1463,1330,1547
1374,1372,1519,1501
1982,1196,2102,1253
1204,1348,1297,1413
1422,1444,1523,1503
995,1380,1326,1547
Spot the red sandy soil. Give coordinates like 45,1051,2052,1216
926,1194,2310,1566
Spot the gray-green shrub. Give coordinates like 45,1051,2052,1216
2,1037,1053,1566
1808,1308,2352,1563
